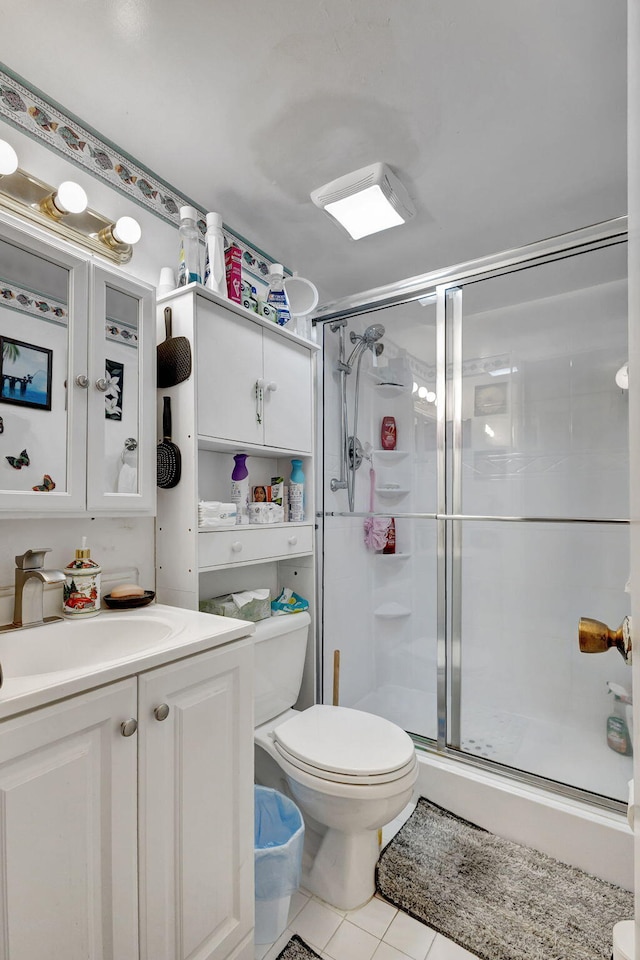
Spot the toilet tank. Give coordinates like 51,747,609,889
254,611,311,726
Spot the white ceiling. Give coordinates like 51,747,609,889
2,0,627,301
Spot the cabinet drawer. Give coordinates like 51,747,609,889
198,524,313,569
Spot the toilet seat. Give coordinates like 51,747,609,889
273,704,416,785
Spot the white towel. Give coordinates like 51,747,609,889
117,462,138,493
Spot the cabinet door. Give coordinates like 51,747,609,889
196,301,264,446
262,329,313,452
0,219,89,514
138,638,254,960
0,680,138,960
87,265,155,514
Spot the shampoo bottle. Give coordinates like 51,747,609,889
231,454,250,525
63,537,101,618
203,211,227,296
177,205,202,286
289,459,305,522
266,263,292,326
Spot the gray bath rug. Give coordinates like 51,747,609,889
275,934,321,959
376,797,633,960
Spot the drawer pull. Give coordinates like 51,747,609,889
121,718,138,737
75,374,89,388
266,381,278,392
288,536,298,546
154,703,170,721
231,541,243,553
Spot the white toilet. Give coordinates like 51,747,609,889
253,611,418,911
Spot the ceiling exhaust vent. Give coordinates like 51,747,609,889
310,162,415,240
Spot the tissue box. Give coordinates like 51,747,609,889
249,502,284,524
200,588,271,622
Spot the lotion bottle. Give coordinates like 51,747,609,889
63,537,101,618
289,459,305,522
231,454,250,525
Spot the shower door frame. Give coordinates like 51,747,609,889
317,216,629,813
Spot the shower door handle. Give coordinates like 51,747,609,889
578,616,632,664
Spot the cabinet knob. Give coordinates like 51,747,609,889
121,718,138,737
266,381,278,392
95,378,109,392
154,703,170,721
231,541,243,553
288,536,298,546
75,374,89,388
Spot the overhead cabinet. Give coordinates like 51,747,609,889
0,216,155,516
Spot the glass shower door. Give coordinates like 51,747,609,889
450,241,630,801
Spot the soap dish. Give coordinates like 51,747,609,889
103,590,155,610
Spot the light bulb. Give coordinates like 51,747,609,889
112,216,141,245
0,139,18,176
412,382,418,394
418,386,428,399
54,181,88,214
425,390,436,403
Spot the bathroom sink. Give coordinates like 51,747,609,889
0,615,175,680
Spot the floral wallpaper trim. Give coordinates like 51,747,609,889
0,278,67,325
0,64,289,281
105,318,138,348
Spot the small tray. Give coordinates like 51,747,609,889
103,590,155,610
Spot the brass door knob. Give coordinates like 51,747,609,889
578,616,632,664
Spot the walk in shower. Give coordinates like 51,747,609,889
317,219,631,813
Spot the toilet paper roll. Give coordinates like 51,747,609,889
627,778,634,831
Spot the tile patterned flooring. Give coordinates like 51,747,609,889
255,804,480,960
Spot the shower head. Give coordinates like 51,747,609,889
344,323,386,369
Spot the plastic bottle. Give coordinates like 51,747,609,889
381,416,397,451
231,454,250,525
203,211,227,296
289,459,304,522
177,205,202,287
266,263,292,326
383,518,396,554
63,537,101,618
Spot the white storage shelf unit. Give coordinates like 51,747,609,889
155,283,319,615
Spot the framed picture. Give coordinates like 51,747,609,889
0,336,52,411
104,358,124,421
474,382,508,417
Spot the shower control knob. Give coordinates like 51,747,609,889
231,541,243,553
578,616,632,664
120,718,138,737
154,703,170,721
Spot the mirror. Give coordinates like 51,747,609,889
102,284,140,495
0,236,70,496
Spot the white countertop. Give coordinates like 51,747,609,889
0,603,255,720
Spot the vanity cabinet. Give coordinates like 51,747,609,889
0,637,254,960
0,216,155,517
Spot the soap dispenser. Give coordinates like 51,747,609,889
63,537,102,618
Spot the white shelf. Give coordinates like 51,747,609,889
374,602,412,619
373,449,410,463
375,487,410,499
198,521,311,533
375,552,412,560
197,435,313,457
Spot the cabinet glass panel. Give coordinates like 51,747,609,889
0,236,70,495
458,243,628,519
102,284,140,495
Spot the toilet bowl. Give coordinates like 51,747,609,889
253,613,418,910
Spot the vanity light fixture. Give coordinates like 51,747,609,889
0,139,18,177
39,180,88,220
98,216,142,250
0,140,140,263
310,162,415,240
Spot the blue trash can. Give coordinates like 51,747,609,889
254,786,305,944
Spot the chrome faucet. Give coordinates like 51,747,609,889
0,548,66,632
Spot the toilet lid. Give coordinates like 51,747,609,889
273,705,416,777
274,741,417,785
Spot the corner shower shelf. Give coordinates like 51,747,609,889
376,487,410,499
373,382,409,398
373,449,410,463
375,552,412,561
374,602,412,619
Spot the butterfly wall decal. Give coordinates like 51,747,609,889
32,474,55,492
6,449,29,469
